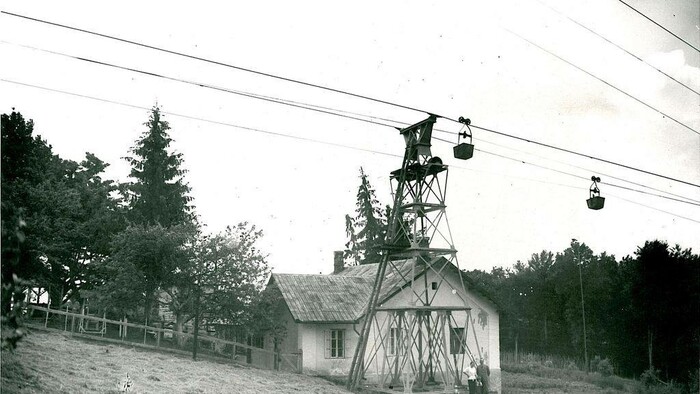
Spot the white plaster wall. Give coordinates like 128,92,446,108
299,322,360,376
366,266,501,392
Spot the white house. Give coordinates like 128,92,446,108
265,254,501,393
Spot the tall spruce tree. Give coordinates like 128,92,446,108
344,168,387,265
118,106,195,319
124,106,193,227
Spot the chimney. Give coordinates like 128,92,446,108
333,251,345,274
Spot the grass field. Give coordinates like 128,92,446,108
501,361,640,394
3,328,651,393
1,329,349,393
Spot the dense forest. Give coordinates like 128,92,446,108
468,239,699,385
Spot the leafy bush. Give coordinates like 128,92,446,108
640,368,661,388
590,355,601,372
597,358,613,377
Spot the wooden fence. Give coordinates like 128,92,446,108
24,305,302,373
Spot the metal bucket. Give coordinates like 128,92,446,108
586,196,605,210
453,143,474,160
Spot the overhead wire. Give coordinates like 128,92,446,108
2,14,698,186
473,137,700,204
0,11,438,117
3,77,699,223
616,0,700,54
502,27,700,136
470,123,700,188
534,0,700,96
5,40,699,192
607,192,700,224
0,78,401,159
1,41,404,130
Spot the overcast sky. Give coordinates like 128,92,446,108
2,0,699,275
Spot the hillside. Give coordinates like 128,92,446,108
1,330,348,394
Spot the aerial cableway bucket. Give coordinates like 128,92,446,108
586,176,605,210
453,116,474,160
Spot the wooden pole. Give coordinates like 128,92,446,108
298,349,303,373
144,318,148,344
44,298,50,328
192,288,201,361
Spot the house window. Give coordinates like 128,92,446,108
325,329,345,358
389,327,400,356
431,281,438,290
450,327,466,354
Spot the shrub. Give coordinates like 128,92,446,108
640,368,660,388
590,356,601,373
544,360,554,368
597,358,613,377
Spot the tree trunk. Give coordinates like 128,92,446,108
647,327,653,370
192,289,200,361
175,312,187,348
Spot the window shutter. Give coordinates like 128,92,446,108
339,330,345,358
324,330,330,359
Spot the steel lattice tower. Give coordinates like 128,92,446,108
347,115,478,391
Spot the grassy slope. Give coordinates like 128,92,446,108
1,329,349,394
502,364,638,394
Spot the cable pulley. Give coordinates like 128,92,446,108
587,176,605,210
453,116,474,160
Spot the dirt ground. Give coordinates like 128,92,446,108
1,329,349,393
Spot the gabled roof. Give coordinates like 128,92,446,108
270,258,497,324
270,274,372,323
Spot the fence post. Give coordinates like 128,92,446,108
144,318,148,345
64,305,69,331
156,322,162,348
274,339,280,371
71,312,75,334
298,349,303,373
124,317,128,340
44,304,50,328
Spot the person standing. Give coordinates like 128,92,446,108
464,360,478,394
476,358,490,394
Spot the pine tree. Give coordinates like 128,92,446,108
124,106,193,227
344,168,387,265
119,106,195,319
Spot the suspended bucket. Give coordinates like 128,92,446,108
586,196,605,210
586,176,604,210
453,116,474,161
453,143,474,160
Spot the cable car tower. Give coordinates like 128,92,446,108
347,115,478,391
